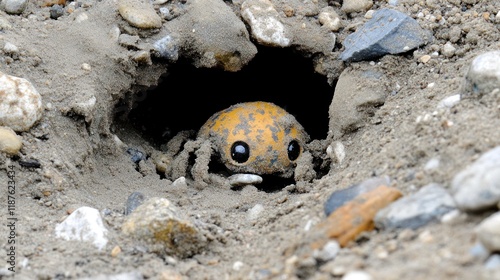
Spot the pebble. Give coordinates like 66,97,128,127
374,183,456,230
247,204,264,221
118,0,162,29
122,197,207,258
228,173,263,187
463,50,500,96
451,146,500,212
313,240,340,262
0,0,28,15
124,191,146,215
419,54,431,63
153,35,179,61
485,254,500,270
54,206,109,250
0,72,43,132
3,42,19,55
241,0,292,47
326,141,346,164
126,147,146,163
324,176,390,216
340,8,433,62
341,0,373,14
437,94,461,109
442,42,456,58
476,212,500,253
341,270,373,280
319,6,342,32
50,4,65,19
0,126,22,155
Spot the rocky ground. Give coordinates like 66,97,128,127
1,0,500,279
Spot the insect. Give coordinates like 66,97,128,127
162,101,318,188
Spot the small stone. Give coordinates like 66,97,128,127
313,240,340,262
451,146,500,212
132,50,152,65
319,6,342,32
81,63,91,71
485,254,500,269
340,9,433,62
0,126,22,155
0,0,28,15
327,141,346,164
476,212,500,253
127,147,146,163
341,270,373,280
3,42,19,55
55,206,109,250
0,72,43,132
125,191,146,215
241,0,292,47
118,0,162,29
442,42,456,58
122,197,207,258
247,204,264,221
420,54,431,63
374,183,456,230
110,245,122,257
232,261,244,271
437,94,461,109
229,173,263,187
153,35,180,62
49,4,64,19
341,0,373,14
463,50,500,96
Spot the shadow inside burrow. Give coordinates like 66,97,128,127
115,45,336,188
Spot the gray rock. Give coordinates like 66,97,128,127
0,0,28,15
125,192,146,215
153,34,179,61
374,183,456,230
324,176,390,216
340,8,433,62
462,51,500,97
451,146,500,212
329,67,387,138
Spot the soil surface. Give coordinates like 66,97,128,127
1,0,500,279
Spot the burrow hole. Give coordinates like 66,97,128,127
115,46,335,186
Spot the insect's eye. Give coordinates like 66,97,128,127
231,141,250,163
287,140,301,161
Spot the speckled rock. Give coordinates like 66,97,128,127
0,126,22,155
122,197,208,258
164,0,257,71
118,0,162,29
241,0,292,47
319,6,342,32
463,51,500,97
0,72,43,132
341,0,373,14
451,146,500,212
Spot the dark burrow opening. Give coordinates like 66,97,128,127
117,45,335,188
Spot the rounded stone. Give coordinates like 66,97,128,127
0,126,22,155
118,0,162,29
463,51,500,96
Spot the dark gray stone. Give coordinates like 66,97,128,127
340,8,433,62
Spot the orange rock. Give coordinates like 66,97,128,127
312,185,403,248
41,0,66,7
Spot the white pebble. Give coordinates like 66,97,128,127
437,94,461,109
342,270,373,280
3,42,18,54
463,50,500,96
55,207,108,250
319,7,342,32
442,42,456,57
0,72,43,131
247,204,264,221
228,173,263,187
476,212,500,253
232,261,244,271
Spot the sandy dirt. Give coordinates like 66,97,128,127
1,0,500,279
